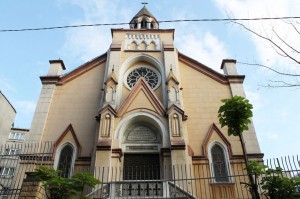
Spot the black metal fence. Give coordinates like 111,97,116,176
0,142,299,199
0,142,54,198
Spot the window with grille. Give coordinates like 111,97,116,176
4,148,20,155
211,144,230,182
0,167,15,178
123,154,160,180
9,132,25,140
57,145,73,178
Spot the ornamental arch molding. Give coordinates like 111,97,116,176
116,53,167,107
114,112,169,149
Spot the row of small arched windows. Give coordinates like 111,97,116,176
130,41,156,50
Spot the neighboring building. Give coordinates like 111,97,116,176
0,91,16,146
0,93,29,198
8,6,263,198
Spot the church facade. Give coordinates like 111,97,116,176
24,6,262,198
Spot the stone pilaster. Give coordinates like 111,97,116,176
221,59,261,154
28,60,65,142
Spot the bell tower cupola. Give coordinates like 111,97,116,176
129,4,159,29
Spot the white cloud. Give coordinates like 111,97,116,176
266,132,279,140
176,32,229,72
245,89,267,111
214,0,300,73
59,0,133,65
0,78,16,94
14,100,36,116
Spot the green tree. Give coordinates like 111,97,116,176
247,161,300,199
218,95,260,199
34,166,100,199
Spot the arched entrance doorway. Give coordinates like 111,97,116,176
122,122,162,180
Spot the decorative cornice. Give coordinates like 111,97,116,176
221,59,236,69
226,75,245,83
40,76,60,84
192,153,264,161
97,139,112,150
49,60,66,70
231,153,264,159
110,43,121,51
171,139,186,150
111,29,175,40
202,123,232,158
178,52,229,85
111,148,123,160
117,78,166,116
163,43,175,51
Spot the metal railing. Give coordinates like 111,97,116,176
0,142,54,198
0,141,298,199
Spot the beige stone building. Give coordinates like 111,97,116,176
23,6,262,198
0,91,16,146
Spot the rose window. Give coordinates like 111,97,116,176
125,66,160,89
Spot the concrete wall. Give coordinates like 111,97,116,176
0,91,16,145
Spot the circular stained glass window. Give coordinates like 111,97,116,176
125,66,160,90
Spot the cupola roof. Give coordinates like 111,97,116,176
129,5,159,29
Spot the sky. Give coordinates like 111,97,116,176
1,0,299,159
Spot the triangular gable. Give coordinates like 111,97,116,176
99,104,118,117
178,52,229,84
202,123,232,158
54,124,82,156
57,53,107,85
167,104,188,121
118,78,165,116
166,70,179,85
105,70,118,85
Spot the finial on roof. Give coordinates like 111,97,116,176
170,64,173,71
129,3,159,29
112,65,114,72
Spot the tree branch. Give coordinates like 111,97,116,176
272,27,300,54
232,21,300,65
237,61,300,77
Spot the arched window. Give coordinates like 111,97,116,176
141,18,147,29
148,42,156,50
211,144,230,182
57,144,74,178
130,42,138,50
139,42,146,50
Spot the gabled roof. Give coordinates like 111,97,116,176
130,6,158,23
178,52,229,84
178,52,245,84
57,53,107,85
117,78,165,116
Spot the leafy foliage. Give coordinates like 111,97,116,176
218,95,253,136
34,166,100,199
247,161,300,199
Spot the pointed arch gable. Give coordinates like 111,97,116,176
202,123,232,158
54,124,81,156
118,78,165,116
